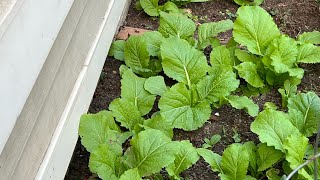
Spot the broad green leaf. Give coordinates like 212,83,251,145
140,0,159,16
109,40,125,61
288,92,320,137
278,79,298,108
144,76,168,96
124,36,150,74
143,31,164,56
297,43,320,63
283,133,312,179
89,145,123,180
123,129,178,176
297,31,320,45
109,98,144,131
119,168,142,180
198,20,233,49
121,70,156,115
161,37,208,86
220,143,249,180
235,62,265,88
264,35,298,73
257,143,283,171
233,0,264,5
210,46,234,69
226,95,259,117
196,148,222,172
235,49,260,63
79,111,128,153
159,83,211,130
251,109,300,152
160,2,180,14
166,140,200,178
197,68,239,103
243,141,257,173
143,113,174,138
159,12,196,39
233,6,280,55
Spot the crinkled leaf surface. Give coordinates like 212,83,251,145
251,109,300,152
257,143,283,171
123,129,178,176
121,70,156,115
143,31,164,56
119,168,142,180
198,20,233,49
297,31,320,45
159,12,196,39
89,145,123,180
197,148,222,172
79,111,128,153
144,76,168,96
159,83,211,131
283,133,312,179
264,35,298,73
210,46,234,69
140,0,159,16
297,43,320,63
235,62,265,88
160,37,208,85
197,68,239,103
220,143,249,180
227,95,259,117
143,113,173,138
233,6,280,55
288,92,320,137
124,36,152,74
109,40,125,61
109,98,144,131
166,140,200,178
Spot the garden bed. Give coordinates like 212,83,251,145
65,0,320,179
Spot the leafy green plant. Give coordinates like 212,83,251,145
202,134,221,149
233,0,264,6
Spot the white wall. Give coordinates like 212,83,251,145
0,0,74,154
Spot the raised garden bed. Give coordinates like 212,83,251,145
65,0,320,179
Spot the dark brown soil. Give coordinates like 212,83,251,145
65,0,320,179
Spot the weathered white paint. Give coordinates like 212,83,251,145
0,0,74,154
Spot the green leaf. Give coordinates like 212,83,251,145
235,49,260,63
233,6,280,55
143,113,174,138
121,70,156,115
123,129,178,176
89,145,123,180
160,2,180,14
140,0,159,16
143,31,164,56
159,83,211,130
251,109,300,152
220,143,249,180
198,20,233,49
124,36,150,74
197,68,239,103
288,92,320,137
109,40,125,61
257,143,283,171
119,168,142,180
144,76,168,96
210,46,234,69
266,168,282,180
166,140,200,178
297,31,320,45
264,35,298,74
161,37,208,86
197,148,222,172
297,43,320,63
233,0,264,5
235,62,265,88
226,95,259,117
159,12,196,39
109,98,144,131
79,111,127,153
283,133,312,179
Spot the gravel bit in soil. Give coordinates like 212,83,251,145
65,0,320,179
